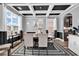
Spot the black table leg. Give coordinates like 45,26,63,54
24,46,26,55
46,48,48,55
8,48,11,56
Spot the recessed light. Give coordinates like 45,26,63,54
40,7,42,9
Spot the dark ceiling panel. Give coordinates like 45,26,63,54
22,14,33,16
13,6,30,11
36,13,46,15
49,13,60,15
52,5,70,10
33,5,49,10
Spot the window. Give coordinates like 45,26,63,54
5,8,22,38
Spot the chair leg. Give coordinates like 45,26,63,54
38,47,40,55
24,46,26,55
46,48,48,55
8,48,11,56
32,47,33,55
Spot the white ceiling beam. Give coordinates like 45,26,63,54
46,4,54,17
48,15,58,18
31,3,50,6
6,4,22,15
19,11,31,14
51,10,64,13
34,11,47,13
7,3,29,6
29,4,35,17
52,3,75,5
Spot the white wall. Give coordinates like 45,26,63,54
22,16,26,32
18,16,22,32
22,16,58,32
22,16,46,32
70,5,79,28
57,15,64,32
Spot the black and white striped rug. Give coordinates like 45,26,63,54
11,42,77,56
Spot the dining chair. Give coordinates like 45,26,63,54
23,32,34,55
38,33,48,47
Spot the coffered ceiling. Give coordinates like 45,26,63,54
6,3,77,17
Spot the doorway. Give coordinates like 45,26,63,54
64,13,72,47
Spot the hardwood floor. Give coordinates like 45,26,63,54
54,38,68,48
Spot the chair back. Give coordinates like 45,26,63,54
23,33,33,48
38,33,47,47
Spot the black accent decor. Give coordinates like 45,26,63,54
56,32,62,39
33,5,49,11
52,5,70,10
33,37,39,48
54,30,57,38
27,32,35,33
22,14,33,16
46,30,48,34
49,13,60,15
20,30,23,41
0,31,7,45
36,13,46,15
